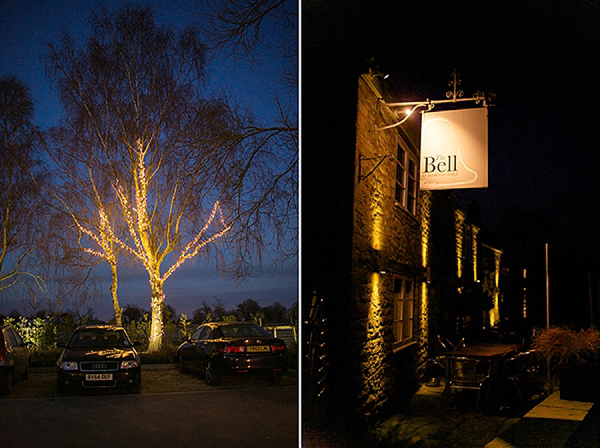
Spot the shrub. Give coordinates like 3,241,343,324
30,347,64,368
140,344,178,364
532,326,600,370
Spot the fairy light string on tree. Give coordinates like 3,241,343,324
81,141,232,350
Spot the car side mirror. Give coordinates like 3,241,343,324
25,341,34,348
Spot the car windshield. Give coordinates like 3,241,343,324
69,329,131,349
220,324,273,339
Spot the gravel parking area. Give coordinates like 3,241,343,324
3,364,298,399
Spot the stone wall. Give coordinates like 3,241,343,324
349,74,424,422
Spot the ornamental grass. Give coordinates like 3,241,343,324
532,326,600,370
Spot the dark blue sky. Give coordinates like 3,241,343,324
0,0,298,320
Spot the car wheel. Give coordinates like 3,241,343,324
1,368,13,395
204,359,221,386
178,353,188,373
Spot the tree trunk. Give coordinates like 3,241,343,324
110,262,122,327
148,283,165,352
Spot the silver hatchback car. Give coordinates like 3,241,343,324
0,325,32,395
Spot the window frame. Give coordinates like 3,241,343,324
393,276,417,348
395,136,418,215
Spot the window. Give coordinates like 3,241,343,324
5,328,17,348
395,139,418,215
393,277,416,345
198,327,212,340
407,158,417,214
190,327,204,341
395,144,406,204
12,329,24,347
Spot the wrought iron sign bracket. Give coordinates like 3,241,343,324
358,153,392,182
376,69,494,132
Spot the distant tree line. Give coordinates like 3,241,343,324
1,298,297,353
1,298,297,333
122,298,297,326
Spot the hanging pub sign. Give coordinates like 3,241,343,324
420,107,488,190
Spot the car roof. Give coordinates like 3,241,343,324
74,325,126,331
204,322,258,327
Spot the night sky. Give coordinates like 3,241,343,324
302,0,599,327
0,0,298,320
2,1,599,320
366,0,599,251
311,0,598,248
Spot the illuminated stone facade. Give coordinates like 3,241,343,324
302,72,504,429
348,73,504,421
352,74,426,420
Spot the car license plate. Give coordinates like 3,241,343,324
247,345,270,353
85,373,113,381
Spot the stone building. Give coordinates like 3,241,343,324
303,71,504,430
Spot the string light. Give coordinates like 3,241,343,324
77,141,232,349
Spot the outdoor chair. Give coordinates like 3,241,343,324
445,356,492,410
499,350,545,409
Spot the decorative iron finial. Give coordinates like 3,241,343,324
446,68,464,102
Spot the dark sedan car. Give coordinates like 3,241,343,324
0,325,32,395
57,325,141,393
177,322,289,385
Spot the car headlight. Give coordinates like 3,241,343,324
59,361,78,371
121,360,139,370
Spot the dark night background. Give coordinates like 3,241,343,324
302,0,599,329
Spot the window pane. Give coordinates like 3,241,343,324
396,144,405,164
405,280,413,298
394,278,403,294
396,164,405,186
404,299,413,319
408,158,416,175
395,184,403,203
403,319,413,340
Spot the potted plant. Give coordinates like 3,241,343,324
532,327,600,401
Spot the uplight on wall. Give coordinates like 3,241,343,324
361,272,386,412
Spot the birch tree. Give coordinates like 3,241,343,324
45,4,293,350
0,75,46,293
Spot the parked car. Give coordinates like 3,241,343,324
177,321,289,385
0,325,32,395
56,325,141,394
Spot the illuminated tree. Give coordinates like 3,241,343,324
45,120,126,325
0,76,46,293
44,5,294,351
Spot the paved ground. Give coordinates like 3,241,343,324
2,364,299,448
303,382,599,447
3,363,297,398
370,383,524,447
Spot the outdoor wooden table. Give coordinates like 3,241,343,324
444,343,522,359
442,343,523,409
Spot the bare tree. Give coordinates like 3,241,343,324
194,0,298,263
45,124,129,325
0,75,46,294
44,5,296,351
